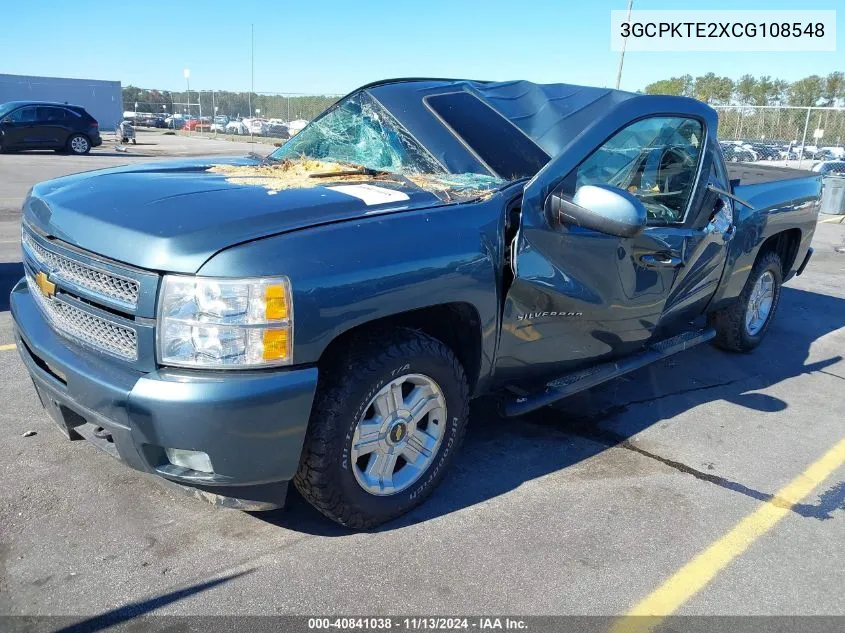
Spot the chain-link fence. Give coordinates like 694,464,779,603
122,90,342,142
713,105,845,169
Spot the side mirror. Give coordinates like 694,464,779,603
546,184,647,238
1,117,11,125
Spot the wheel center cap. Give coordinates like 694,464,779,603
387,420,408,445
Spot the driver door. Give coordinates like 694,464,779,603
495,115,727,384
3,106,41,148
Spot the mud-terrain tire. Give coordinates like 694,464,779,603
294,328,469,529
709,251,783,352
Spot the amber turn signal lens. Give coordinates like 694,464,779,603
262,329,289,361
265,285,289,320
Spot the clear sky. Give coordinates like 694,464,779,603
1,0,841,95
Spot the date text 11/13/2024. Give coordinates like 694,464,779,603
307,617,528,630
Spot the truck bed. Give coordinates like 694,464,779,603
727,163,814,185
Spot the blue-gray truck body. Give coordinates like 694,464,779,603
10,79,821,512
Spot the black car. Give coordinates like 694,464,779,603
137,114,167,128
0,101,102,155
720,143,755,163
814,161,845,176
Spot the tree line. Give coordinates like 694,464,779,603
643,72,844,107
121,86,340,120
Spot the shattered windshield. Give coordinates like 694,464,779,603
216,90,507,201
270,91,444,175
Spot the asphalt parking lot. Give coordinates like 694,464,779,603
0,136,843,622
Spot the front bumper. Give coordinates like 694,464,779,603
11,278,318,510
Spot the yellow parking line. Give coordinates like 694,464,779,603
819,215,845,223
0,343,16,352
613,436,845,633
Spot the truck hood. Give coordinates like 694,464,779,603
24,156,441,273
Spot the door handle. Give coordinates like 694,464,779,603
640,253,682,267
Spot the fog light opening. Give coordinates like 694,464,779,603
165,448,214,474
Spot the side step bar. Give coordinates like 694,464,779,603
502,328,717,417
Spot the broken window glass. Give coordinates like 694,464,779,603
270,91,443,176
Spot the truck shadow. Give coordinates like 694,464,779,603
0,262,24,312
51,570,252,633
261,285,845,534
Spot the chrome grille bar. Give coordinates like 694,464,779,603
26,270,138,361
22,229,140,308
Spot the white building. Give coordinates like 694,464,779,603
0,73,122,127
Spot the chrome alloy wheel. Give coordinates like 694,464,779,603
745,271,775,336
70,136,89,153
350,373,447,496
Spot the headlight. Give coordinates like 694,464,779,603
157,275,293,368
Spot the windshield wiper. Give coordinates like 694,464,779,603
250,151,274,164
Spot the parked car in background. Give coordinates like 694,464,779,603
812,160,845,176
745,143,780,161
183,119,211,132
266,121,290,139
243,117,267,135
225,120,248,135
0,101,102,155
135,114,163,128
210,115,230,133
811,149,836,161
286,118,309,136
721,144,756,163
165,115,185,130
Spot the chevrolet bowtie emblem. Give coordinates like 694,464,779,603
34,271,56,299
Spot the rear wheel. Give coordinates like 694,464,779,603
67,134,90,155
294,328,469,529
709,251,782,352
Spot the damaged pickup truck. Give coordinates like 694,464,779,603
12,79,821,528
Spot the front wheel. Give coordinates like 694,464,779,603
294,329,469,529
709,251,783,352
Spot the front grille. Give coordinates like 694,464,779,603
22,230,140,308
26,271,138,361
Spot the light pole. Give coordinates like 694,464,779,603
249,24,254,118
183,68,191,118
615,0,634,90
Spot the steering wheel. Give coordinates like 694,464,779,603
627,146,696,222
655,146,695,195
